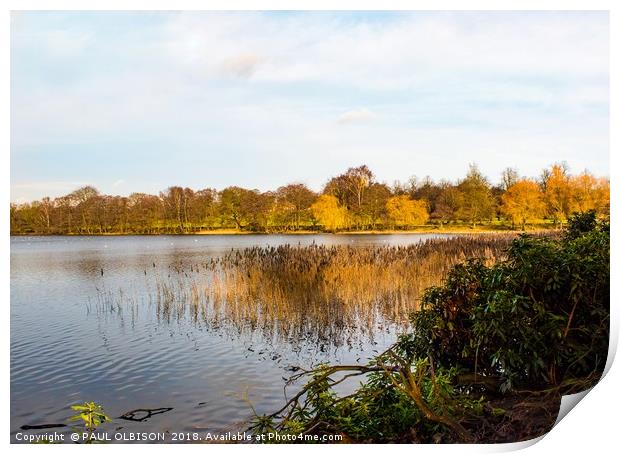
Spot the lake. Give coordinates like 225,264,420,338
11,233,458,441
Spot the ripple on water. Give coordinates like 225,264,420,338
10,234,425,438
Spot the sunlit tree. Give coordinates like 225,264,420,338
500,167,519,191
432,184,463,226
126,193,163,233
386,195,429,228
276,183,317,230
219,186,254,229
189,189,218,228
500,179,545,229
160,186,189,233
310,195,349,231
218,186,274,231
324,165,374,211
570,172,610,216
413,176,443,214
361,183,392,229
456,165,494,227
542,164,573,225
8,163,610,235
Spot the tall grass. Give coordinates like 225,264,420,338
96,234,547,347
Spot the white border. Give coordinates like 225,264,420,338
2,1,617,453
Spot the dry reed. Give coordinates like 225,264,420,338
96,234,542,347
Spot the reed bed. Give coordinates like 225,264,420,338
96,234,544,347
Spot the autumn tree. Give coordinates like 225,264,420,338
189,189,218,227
14,199,54,233
10,203,21,233
127,193,163,233
246,191,276,231
219,187,264,230
37,197,54,233
219,186,245,229
570,172,610,216
500,167,519,190
67,186,100,233
160,186,190,232
361,183,392,229
391,176,419,199
413,176,443,214
385,195,429,228
10,202,38,233
456,165,494,227
55,195,75,233
432,184,463,226
542,164,573,225
324,165,374,228
99,195,130,233
500,179,545,229
276,183,317,230
310,195,349,232
8,163,609,235
344,165,374,211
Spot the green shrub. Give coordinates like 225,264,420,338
406,210,609,391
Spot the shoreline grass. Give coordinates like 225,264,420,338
12,225,560,237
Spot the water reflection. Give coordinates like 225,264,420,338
11,234,512,439
94,236,512,348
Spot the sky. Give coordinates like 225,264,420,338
10,11,609,203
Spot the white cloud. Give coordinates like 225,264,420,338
156,11,607,91
11,12,608,145
10,12,609,202
337,108,377,124
220,53,265,78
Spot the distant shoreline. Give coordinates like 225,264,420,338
10,227,558,237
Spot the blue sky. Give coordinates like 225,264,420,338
11,11,609,202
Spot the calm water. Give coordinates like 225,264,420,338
11,234,450,442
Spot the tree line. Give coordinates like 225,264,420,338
10,163,609,234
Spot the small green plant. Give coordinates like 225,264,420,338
69,401,111,443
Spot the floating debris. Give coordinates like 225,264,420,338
119,407,173,422
20,423,67,430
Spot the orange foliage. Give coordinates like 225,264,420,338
500,179,545,229
386,196,429,227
